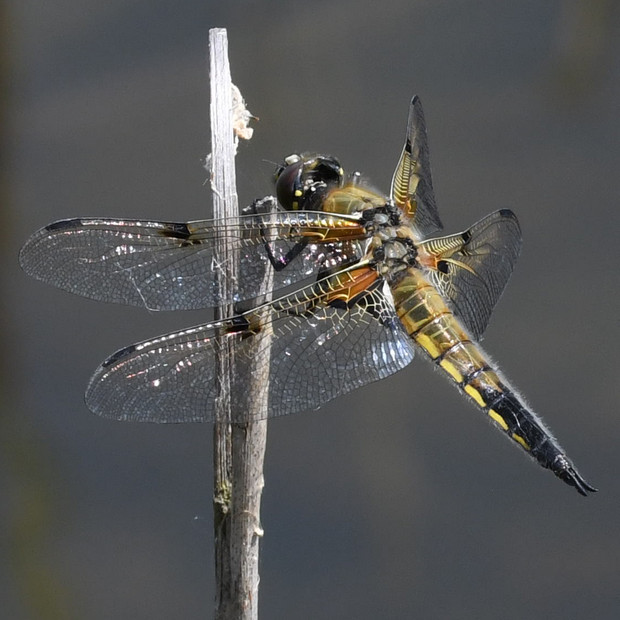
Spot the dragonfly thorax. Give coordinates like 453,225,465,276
363,204,418,278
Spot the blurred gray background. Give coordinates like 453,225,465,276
3,1,619,618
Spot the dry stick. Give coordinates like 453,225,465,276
209,28,269,620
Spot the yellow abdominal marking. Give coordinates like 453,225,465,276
440,359,463,383
488,409,509,431
397,270,538,457
512,433,531,451
415,333,439,358
464,384,486,408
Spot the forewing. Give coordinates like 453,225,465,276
85,275,415,422
390,96,443,238
19,210,366,311
418,209,521,339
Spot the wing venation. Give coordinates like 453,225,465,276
417,209,522,339
85,273,415,422
19,209,366,311
390,96,443,238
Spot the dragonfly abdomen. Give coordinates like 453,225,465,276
392,269,595,495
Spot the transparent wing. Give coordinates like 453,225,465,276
85,271,415,423
417,209,521,340
19,207,367,311
390,95,443,238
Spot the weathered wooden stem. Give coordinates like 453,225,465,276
209,28,268,620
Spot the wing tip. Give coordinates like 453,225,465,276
19,219,88,275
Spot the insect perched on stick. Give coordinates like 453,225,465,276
19,96,596,496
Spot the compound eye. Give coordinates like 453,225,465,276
310,157,344,188
275,158,305,211
274,154,345,211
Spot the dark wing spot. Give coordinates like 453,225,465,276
46,218,83,232
158,223,192,239
437,260,449,274
101,343,138,368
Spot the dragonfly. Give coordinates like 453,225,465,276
19,96,596,496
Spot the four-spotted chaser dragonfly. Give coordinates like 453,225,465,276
19,96,595,496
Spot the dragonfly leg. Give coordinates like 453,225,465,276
243,198,310,272
263,237,309,272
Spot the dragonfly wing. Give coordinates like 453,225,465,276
390,96,443,238
417,209,522,340
85,272,415,422
19,209,366,311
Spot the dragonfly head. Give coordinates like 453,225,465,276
274,154,344,211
